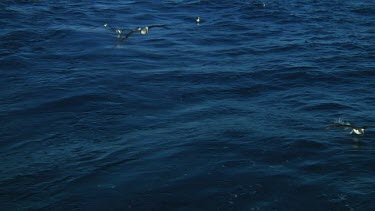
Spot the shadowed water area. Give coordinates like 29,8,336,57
1,0,374,210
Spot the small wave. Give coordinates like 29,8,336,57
351,7,375,16
299,102,354,112
6,93,117,116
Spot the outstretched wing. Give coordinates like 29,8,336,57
104,23,120,33
104,24,114,31
326,122,356,130
148,24,169,29
114,30,137,47
104,23,131,38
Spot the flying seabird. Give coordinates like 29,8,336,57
114,24,169,47
327,119,375,135
104,23,127,38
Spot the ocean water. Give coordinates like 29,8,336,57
1,0,374,210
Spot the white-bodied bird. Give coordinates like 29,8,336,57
114,24,169,47
327,119,375,135
104,23,127,38
196,17,200,24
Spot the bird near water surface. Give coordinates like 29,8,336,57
327,118,375,135
196,17,200,24
114,24,169,47
104,17,201,47
103,23,127,38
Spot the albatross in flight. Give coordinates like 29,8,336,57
114,24,169,47
103,23,128,38
327,119,375,135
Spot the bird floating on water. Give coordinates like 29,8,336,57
327,118,375,135
114,24,169,47
196,17,200,24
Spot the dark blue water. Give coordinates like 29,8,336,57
1,0,375,210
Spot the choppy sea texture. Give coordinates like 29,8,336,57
1,0,375,210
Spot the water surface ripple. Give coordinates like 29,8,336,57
1,0,374,210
